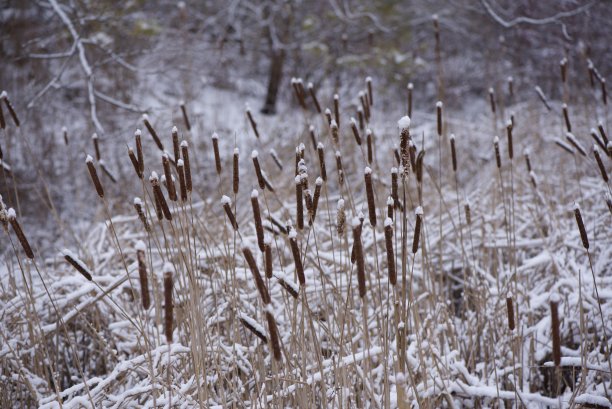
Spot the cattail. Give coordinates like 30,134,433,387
602,78,607,106
295,176,304,230
232,148,240,194
0,97,5,129
550,294,561,366
384,218,396,286
407,82,413,117
163,269,173,343
221,196,238,230
350,118,362,145
133,197,150,231
152,191,163,221
180,101,191,131
488,88,496,115
142,114,164,150
308,82,321,113
243,246,271,303
333,94,340,127
366,76,373,106
310,177,322,225
534,86,552,111
252,150,266,190
212,132,222,175
172,126,180,162
337,199,346,236
291,78,306,109
135,243,150,309
436,101,443,136
364,167,376,227
266,311,282,361
409,141,417,172
1,92,19,127
135,129,144,175
360,91,370,122
62,250,93,281
598,122,609,146
239,314,267,343
62,126,68,145
590,128,606,152
391,167,399,208
288,230,305,285
387,196,394,220
317,143,327,182
181,141,192,193
246,106,260,139
507,76,513,98
524,149,532,172
398,116,411,173
150,172,172,221
588,59,596,87
330,120,339,146
308,125,318,152
415,150,425,184
128,147,142,179
506,294,515,331
449,134,457,172
573,203,589,249
464,199,471,225
412,207,423,254
593,146,608,182
493,136,501,169
264,239,273,279
554,138,575,155
7,209,34,259
529,171,538,188
86,155,104,198
506,120,513,160
162,153,177,201
366,129,373,164
92,133,101,161
562,103,572,132
294,148,300,176
250,190,265,251
560,58,567,83
335,150,344,186
565,132,587,157
358,108,364,130
324,108,332,126
177,159,187,201
352,218,366,298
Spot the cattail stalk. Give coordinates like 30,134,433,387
407,83,413,117
264,240,273,279
64,251,93,281
562,104,571,132
172,126,180,162
317,143,327,182
251,190,265,251
449,134,457,172
366,76,373,106
333,94,340,128
211,133,222,175
92,133,101,161
494,136,501,169
366,129,373,164
295,176,304,230
573,204,589,249
135,130,144,175
593,146,608,182
252,151,266,190
350,118,362,145
436,101,443,136
506,121,513,159
177,160,187,201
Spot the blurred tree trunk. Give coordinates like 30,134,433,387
261,48,285,115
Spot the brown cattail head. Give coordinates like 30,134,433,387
566,132,587,157
162,153,177,201
0,96,5,129
407,82,413,117
562,104,572,132
593,145,608,182
177,159,187,201
493,136,501,169
212,132,222,175
560,58,567,83
333,94,340,127
415,149,425,184
128,147,142,179
364,167,376,227
488,88,496,114
243,246,271,304
221,196,238,230
246,106,260,139
86,155,104,198
288,230,305,286
251,189,265,251
150,172,172,220
62,126,68,145
317,143,327,182
1,91,20,127
180,141,192,193
337,199,346,237
550,293,561,366
598,122,609,146
324,108,332,126
464,199,471,225
92,133,101,161
350,118,362,146
133,197,150,232
335,150,344,186
360,91,370,121
352,217,366,298
506,120,513,160
602,78,607,106
239,314,267,343
163,268,174,343
506,293,515,331
8,209,34,259
366,129,373,164
366,76,373,106
412,207,423,254
384,217,396,286
449,134,457,172
295,176,304,230
135,242,151,309
233,148,240,194
61,249,93,282
436,101,443,136
391,167,399,208
507,76,514,98
264,239,273,279
573,203,589,249
310,177,322,225
308,82,322,113
308,124,318,152
135,129,144,175
524,149,532,172
330,120,339,146
358,108,364,130
252,150,266,190
180,101,191,131
387,196,394,220
265,311,282,361
142,114,164,151
172,126,180,162
291,78,307,109
398,116,411,174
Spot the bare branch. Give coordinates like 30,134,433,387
480,0,594,28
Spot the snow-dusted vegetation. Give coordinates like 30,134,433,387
1,1,611,407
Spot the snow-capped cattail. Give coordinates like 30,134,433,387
358,108,364,130
335,150,344,186
573,203,589,249
384,217,396,286
163,269,173,343
366,129,373,164
449,134,457,172
562,104,571,132
162,153,177,201
135,130,144,175
506,120,513,160
251,150,265,190
251,190,265,251
233,148,239,194
239,314,267,343
398,116,411,173
221,196,238,230
294,148,300,176
314,143,327,183
133,198,150,231
333,94,340,127
407,83,413,117
264,239,273,279
172,126,180,163
62,126,68,145
386,196,394,220
1,92,19,127
150,172,172,221
412,207,423,254
415,150,425,184
560,58,567,84
310,177,322,225
534,86,552,111
246,106,260,139
601,79,607,106
8,209,33,259
212,133,222,175
366,76,373,106
177,159,187,201
391,167,398,208
142,114,163,150
436,101,443,136
180,141,191,193
352,218,366,298
337,199,346,237
506,294,515,331
308,82,321,113
92,133,101,161
128,147,142,179
464,199,471,225
493,136,501,169
136,243,150,309
324,108,332,126
295,176,304,230
364,167,376,227
180,101,191,131
593,146,608,182
86,155,104,198
308,125,317,152
243,245,270,304
350,118,362,145
266,311,282,361
550,294,561,367
291,78,306,109
330,120,339,146
289,230,305,285
62,250,93,281
488,88,496,114
590,129,606,152
565,132,587,157
507,76,513,98
598,123,609,146
524,150,532,173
